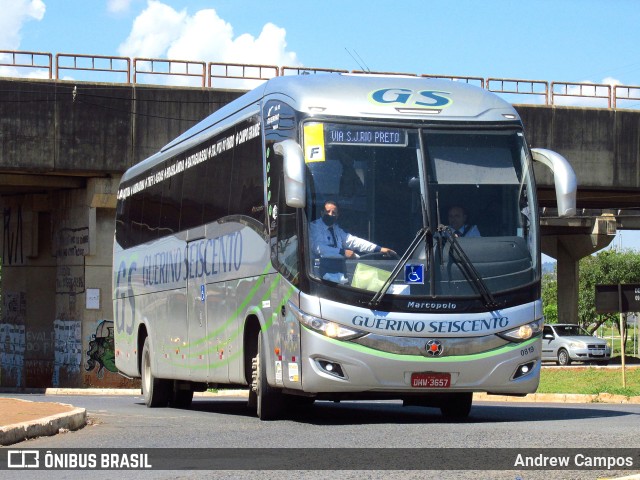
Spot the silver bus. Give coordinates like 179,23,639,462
113,74,576,419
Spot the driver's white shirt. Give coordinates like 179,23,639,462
310,218,380,257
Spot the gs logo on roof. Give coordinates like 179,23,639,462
369,88,453,110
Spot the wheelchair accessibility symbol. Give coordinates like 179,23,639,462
404,264,424,284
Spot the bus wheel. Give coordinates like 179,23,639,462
141,337,170,408
440,393,472,420
252,332,283,420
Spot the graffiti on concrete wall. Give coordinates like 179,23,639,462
2,206,24,265
0,292,27,387
85,320,117,379
56,265,85,295
55,227,90,258
52,319,82,387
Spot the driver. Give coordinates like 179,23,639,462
310,200,395,258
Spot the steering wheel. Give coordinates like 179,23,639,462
357,251,400,260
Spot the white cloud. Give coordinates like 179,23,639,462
601,77,622,87
107,0,135,14
118,0,299,86
0,0,46,49
118,0,186,58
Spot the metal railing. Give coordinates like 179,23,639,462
209,62,278,86
551,82,612,108
0,50,52,79
1,49,638,109
487,78,549,105
56,53,130,83
614,85,640,109
422,74,484,88
281,66,348,76
134,58,206,87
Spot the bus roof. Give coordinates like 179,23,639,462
262,73,517,120
122,73,519,183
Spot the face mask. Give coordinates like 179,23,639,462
322,214,337,226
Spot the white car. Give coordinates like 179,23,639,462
541,324,611,366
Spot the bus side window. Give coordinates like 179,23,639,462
229,116,264,223
143,171,163,241
270,145,298,282
180,159,206,231
161,167,182,236
203,140,232,224
115,194,130,248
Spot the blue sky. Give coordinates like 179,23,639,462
4,0,640,84
2,0,640,256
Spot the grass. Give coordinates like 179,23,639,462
538,362,640,397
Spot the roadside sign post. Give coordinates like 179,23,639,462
595,283,640,388
618,286,626,388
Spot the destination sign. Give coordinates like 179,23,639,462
326,125,407,146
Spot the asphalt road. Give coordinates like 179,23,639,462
2,393,639,480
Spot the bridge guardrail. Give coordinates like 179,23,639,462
134,58,206,87
614,85,640,109
0,50,52,79
56,53,130,83
209,62,278,87
421,74,485,88
551,81,612,108
487,78,549,105
1,49,638,109
280,66,348,76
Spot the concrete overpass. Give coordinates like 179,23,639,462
1,76,639,389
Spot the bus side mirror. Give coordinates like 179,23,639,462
531,148,577,217
274,139,306,208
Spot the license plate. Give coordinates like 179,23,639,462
411,372,451,388
591,350,605,356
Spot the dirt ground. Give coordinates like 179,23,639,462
0,397,76,427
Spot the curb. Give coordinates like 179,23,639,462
473,392,640,404
0,399,86,446
40,388,249,397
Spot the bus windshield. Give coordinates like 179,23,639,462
304,122,538,300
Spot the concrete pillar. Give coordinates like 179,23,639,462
556,242,579,324
541,215,617,325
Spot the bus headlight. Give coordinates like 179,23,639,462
497,319,543,342
289,302,366,340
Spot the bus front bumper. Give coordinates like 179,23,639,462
299,328,541,397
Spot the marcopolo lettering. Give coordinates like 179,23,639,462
406,301,457,310
352,315,510,333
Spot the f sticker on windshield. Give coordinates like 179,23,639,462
304,123,325,163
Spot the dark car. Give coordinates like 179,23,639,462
541,324,611,366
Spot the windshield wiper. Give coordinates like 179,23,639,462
437,225,499,310
368,227,431,308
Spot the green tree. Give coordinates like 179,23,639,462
578,249,640,352
542,271,558,324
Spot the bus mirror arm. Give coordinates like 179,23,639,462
275,139,306,208
531,148,577,217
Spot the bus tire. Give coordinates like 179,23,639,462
440,392,472,419
253,332,283,420
141,337,170,408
